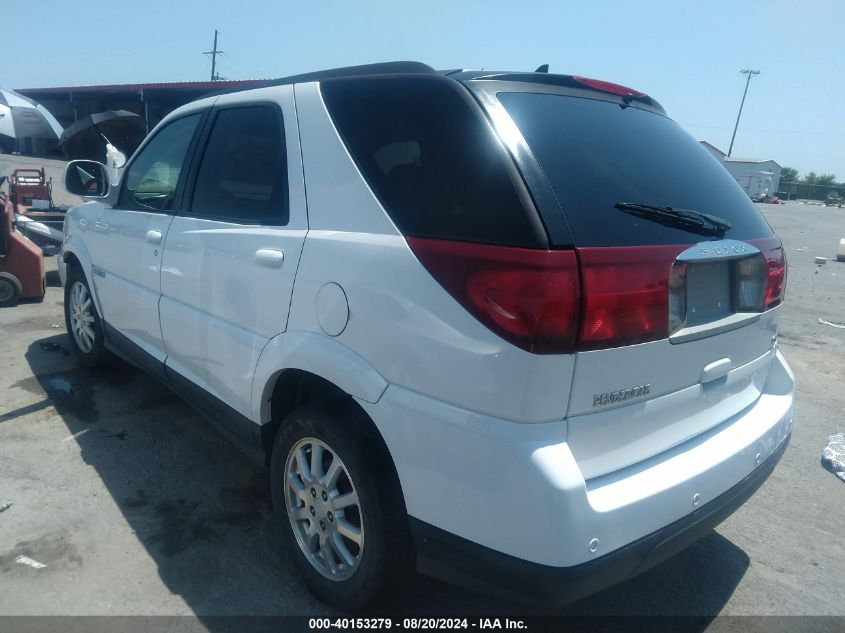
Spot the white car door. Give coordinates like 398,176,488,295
87,112,203,372
159,86,307,427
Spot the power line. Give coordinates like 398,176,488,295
216,30,276,78
218,51,266,80
728,69,760,157
683,123,845,136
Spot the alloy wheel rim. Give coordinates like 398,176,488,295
284,437,364,581
69,281,96,353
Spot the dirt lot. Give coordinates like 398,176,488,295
1,156,843,621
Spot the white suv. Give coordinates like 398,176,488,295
60,62,793,608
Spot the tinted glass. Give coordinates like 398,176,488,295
119,114,201,211
322,76,540,247
499,92,774,247
191,106,288,224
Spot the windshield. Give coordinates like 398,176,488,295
498,92,774,247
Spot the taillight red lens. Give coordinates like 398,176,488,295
409,238,778,353
406,237,580,353
749,237,786,308
572,76,646,97
577,245,685,350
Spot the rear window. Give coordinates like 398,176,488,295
498,92,774,247
321,76,542,247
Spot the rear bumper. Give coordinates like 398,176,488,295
410,434,788,604
362,349,794,598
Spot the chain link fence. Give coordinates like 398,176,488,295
778,181,843,202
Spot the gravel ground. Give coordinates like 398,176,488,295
0,154,843,623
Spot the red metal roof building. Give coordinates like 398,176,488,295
16,80,269,132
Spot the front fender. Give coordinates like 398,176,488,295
251,330,389,424
60,233,104,317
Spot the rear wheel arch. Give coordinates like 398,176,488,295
263,369,385,455
261,369,407,512
265,369,348,448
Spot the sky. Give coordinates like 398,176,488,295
2,0,843,178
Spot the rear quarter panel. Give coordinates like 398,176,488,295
287,81,575,423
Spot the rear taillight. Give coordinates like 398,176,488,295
749,237,787,309
409,237,782,355
577,246,684,350
406,238,580,353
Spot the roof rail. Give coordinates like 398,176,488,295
204,61,436,98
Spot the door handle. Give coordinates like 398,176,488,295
146,230,163,244
254,248,285,267
701,358,732,383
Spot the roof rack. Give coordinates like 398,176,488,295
205,61,436,98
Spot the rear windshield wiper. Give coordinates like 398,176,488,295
614,202,732,237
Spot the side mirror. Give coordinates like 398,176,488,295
64,160,110,198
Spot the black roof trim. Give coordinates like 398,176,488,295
199,62,666,115
203,61,436,98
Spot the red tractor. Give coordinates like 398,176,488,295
0,175,45,306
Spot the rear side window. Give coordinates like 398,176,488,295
498,92,774,247
321,76,541,247
191,106,288,225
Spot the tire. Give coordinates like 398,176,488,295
63,266,108,366
0,272,22,307
271,401,411,608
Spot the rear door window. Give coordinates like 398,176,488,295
321,76,543,247
190,105,288,225
498,92,774,246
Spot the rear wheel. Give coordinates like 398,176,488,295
0,273,21,307
64,266,108,365
271,402,411,608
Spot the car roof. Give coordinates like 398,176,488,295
176,60,664,116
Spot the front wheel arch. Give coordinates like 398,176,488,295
63,265,109,366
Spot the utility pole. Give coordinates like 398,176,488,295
203,30,224,81
727,69,760,157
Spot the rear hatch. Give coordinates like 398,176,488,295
478,80,786,478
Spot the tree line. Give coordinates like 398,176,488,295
779,167,841,200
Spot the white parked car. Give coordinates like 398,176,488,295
60,62,793,608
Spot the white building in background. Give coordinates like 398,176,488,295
700,141,782,200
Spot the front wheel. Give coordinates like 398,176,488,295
271,402,411,608
63,267,108,365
